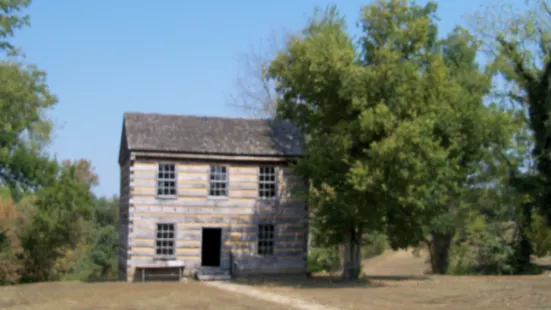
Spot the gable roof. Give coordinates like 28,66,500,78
121,112,304,158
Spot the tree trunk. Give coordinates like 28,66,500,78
342,227,362,280
427,232,453,274
512,201,533,272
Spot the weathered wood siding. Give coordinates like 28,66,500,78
118,157,131,281
124,157,307,280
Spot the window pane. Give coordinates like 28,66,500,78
257,224,275,255
209,165,228,196
157,164,177,196
156,223,176,256
259,167,276,199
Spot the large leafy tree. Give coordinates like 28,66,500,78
0,0,58,197
267,0,518,278
0,0,31,56
483,0,551,226
20,164,94,282
1,0,58,258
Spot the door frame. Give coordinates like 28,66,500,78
200,227,223,267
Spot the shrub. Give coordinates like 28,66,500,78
448,218,516,275
308,247,340,273
361,232,388,259
527,210,551,257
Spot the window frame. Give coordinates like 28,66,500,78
208,165,229,198
258,166,277,200
257,223,275,256
156,162,178,199
154,223,176,259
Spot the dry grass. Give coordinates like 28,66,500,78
0,281,285,310
2,251,550,310
234,250,551,310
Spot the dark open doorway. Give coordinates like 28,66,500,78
201,228,222,267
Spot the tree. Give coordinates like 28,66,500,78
20,163,94,282
62,159,99,189
227,29,289,118
267,0,518,278
483,0,551,227
0,191,24,283
0,0,58,198
93,195,119,227
0,0,32,56
89,225,118,279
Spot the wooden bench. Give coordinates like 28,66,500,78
135,261,185,283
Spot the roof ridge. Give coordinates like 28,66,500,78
124,111,278,122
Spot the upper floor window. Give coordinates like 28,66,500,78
259,166,276,199
209,165,227,196
157,163,176,197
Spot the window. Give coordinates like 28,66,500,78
157,163,176,197
209,166,227,196
257,224,275,255
156,223,175,257
259,166,276,199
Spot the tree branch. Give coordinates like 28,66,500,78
497,36,537,89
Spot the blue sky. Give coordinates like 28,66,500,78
12,0,523,197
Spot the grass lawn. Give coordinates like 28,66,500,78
0,281,284,310
235,273,551,310
233,250,551,310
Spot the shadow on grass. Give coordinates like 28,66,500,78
231,273,429,289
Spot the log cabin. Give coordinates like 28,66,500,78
118,112,308,282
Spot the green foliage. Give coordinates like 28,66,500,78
267,0,519,276
448,215,517,275
1,0,58,199
0,62,59,198
0,0,121,284
528,210,551,257
307,247,340,273
89,225,118,279
0,188,25,284
362,232,388,259
0,0,32,56
93,196,119,227
20,164,94,282
485,0,551,226
470,222,516,275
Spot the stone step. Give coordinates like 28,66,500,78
197,273,232,281
198,267,229,275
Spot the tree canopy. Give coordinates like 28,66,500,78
0,0,58,197
267,0,521,277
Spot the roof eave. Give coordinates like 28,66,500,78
128,149,303,162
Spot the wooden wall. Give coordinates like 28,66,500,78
122,155,308,280
118,156,131,281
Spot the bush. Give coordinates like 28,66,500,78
527,210,551,257
362,232,388,259
308,247,340,273
448,218,516,275
0,246,22,284
471,222,515,274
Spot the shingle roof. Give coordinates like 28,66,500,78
122,112,304,157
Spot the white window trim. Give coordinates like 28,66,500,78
258,166,278,200
154,223,177,260
156,162,178,199
208,165,229,198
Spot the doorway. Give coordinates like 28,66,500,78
201,228,222,267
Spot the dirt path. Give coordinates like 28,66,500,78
362,248,429,277
206,250,425,310
205,281,340,310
